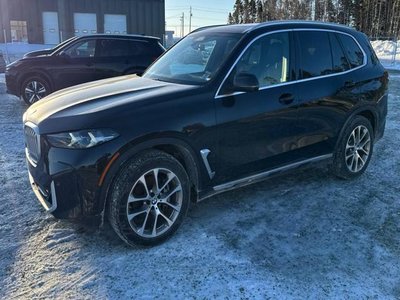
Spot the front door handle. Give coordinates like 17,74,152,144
279,93,294,105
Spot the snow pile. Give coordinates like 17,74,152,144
370,40,400,70
371,40,400,59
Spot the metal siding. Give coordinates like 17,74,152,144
0,0,165,43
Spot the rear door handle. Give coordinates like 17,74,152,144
279,93,294,105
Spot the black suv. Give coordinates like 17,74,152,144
6,34,164,104
23,21,388,246
0,51,6,73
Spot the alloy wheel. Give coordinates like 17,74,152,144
24,80,47,104
126,168,183,238
345,125,371,173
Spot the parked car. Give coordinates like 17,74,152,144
6,34,165,105
0,51,6,73
23,21,388,246
23,37,78,58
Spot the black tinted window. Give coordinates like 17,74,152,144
65,40,96,58
97,39,149,57
298,31,333,79
337,34,364,68
329,33,350,73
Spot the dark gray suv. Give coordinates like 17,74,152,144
6,34,165,105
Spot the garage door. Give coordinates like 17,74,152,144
74,13,97,36
104,14,127,34
42,12,60,44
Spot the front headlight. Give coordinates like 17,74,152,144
46,129,119,149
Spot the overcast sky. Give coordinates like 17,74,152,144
165,0,234,36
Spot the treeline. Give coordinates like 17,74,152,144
228,0,400,38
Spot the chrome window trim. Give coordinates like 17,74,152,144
215,28,367,99
24,121,41,168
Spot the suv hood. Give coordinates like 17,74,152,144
24,75,197,132
23,49,53,58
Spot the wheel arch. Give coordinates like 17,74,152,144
19,69,53,93
99,134,205,218
335,106,378,151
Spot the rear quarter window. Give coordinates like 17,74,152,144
329,33,350,73
337,34,364,68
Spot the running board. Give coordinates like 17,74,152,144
200,154,333,200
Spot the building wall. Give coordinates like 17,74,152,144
0,0,165,43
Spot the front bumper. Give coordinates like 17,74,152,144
28,172,57,212
26,135,122,219
27,156,91,218
5,70,19,96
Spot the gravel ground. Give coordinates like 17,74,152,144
0,73,399,299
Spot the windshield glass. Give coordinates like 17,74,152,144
51,37,78,55
143,32,242,85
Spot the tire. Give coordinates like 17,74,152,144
332,115,374,179
107,150,190,246
21,76,51,105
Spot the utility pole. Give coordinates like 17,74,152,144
189,6,192,33
311,0,316,21
180,12,185,37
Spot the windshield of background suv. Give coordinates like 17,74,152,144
50,36,78,55
143,32,242,85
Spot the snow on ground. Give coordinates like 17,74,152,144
0,73,400,299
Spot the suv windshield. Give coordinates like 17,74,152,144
143,32,241,85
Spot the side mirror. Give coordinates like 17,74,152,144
233,72,259,92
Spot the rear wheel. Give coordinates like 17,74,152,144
21,76,51,105
108,150,190,246
332,116,374,179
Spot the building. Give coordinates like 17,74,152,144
0,0,165,45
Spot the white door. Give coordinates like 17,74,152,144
104,14,127,34
42,12,60,45
74,13,97,36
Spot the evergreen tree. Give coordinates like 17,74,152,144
232,0,243,24
326,0,337,22
243,0,251,23
249,0,257,22
227,0,400,37
256,0,264,22
228,12,234,24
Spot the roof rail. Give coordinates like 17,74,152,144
191,24,228,33
251,20,354,32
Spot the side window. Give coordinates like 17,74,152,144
234,32,290,88
329,33,350,73
97,39,149,57
337,34,364,68
64,40,96,58
297,31,333,78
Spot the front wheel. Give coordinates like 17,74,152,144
332,115,374,179
21,77,51,105
107,150,190,246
